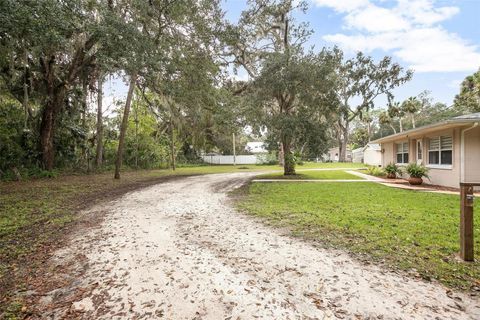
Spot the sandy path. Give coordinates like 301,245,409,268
39,173,480,319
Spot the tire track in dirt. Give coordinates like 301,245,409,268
34,173,480,319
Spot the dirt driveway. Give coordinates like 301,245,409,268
35,173,480,319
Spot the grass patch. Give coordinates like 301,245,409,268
297,162,365,169
236,181,480,290
257,170,362,180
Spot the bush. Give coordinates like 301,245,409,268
366,166,384,177
406,163,429,178
256,153,278,165
384,163,402,175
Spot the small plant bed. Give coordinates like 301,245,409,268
406,163,429,185
384,163,403,179
364,166,385,177
256,170,363,180
236,181,480,291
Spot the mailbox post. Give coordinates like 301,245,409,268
460,183,480,261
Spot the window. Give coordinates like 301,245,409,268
417,140,423,160
428,136,452,166
396,142,409,164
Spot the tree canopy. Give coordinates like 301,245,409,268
0,0,475,180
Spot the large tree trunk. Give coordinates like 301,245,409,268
134,101,139,169
40,100,56,170
411,113,416,128
399,118,403,132
95,76,104,167
81,80,90,172
278,143,284,167
338,122,349,162
114,74,136,179
282,136,295,175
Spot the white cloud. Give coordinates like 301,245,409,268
315,0,480,72
344,5,410,32
313,0,370,13
397,0,459,25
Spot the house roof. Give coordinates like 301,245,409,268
364,143,381,151
372,113,480,144
328,147,352,152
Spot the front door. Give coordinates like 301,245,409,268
416,140,423,164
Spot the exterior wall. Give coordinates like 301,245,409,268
423,128,460,188
380,127,470,188
381,142,395,167
364,149,382,166
201,155,264,165
352,150,364,163
325,148,353,162
464,125,480,183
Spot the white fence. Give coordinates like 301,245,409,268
201,155,262,165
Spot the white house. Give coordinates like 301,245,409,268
324,147,352,162
245,142,268,154
351,143,381,165
363,143,382,166
372,113,480,188
352,147,364,163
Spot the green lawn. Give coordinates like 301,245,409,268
236,182,480,290
256,169,363,180
298,162,365,169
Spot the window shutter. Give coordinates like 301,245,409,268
429,137,440,150
441,136,452,150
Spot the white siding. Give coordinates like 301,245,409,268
201,155,263,165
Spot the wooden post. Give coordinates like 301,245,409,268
460,183,479,261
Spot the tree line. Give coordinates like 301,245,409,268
1,0,479,179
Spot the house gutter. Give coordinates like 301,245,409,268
460,122,479,182
372,119,475,144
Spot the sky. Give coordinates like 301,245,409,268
103,0,480,111
224,0,480,107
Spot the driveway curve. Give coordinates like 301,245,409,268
37,173,480,319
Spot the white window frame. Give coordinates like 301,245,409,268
427,135,453,169
416,140,423,163
396,142,409,165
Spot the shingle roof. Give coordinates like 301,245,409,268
372,112,480,144
453,112,480,120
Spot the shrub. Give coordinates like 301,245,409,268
384,163,402,175
406,163,429,178
366,166,384,177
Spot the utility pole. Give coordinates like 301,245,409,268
233,132,236,166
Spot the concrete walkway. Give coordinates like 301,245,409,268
348,170,480,195
295,167,367,172
254,169,479,196
252,179,375,182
